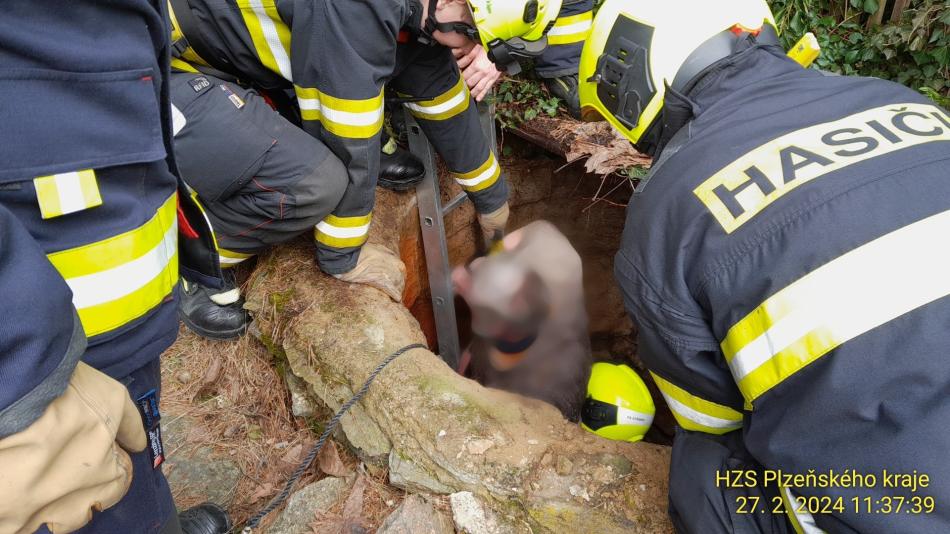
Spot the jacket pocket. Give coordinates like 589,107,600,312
0,68,167,183
170,77,277,203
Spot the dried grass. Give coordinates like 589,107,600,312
160,250,409,530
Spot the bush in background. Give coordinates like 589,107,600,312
771,0,949,106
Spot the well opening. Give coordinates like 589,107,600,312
401,135,674,444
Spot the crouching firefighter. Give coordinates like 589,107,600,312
165,0,561,339
535,0,594,119
0,1,229,533
579,0,950,532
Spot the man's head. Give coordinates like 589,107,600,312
577,0,778,154
453,256,550,341
418,0,563,73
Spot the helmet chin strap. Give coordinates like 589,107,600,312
413,0,479,46
410,0,544,74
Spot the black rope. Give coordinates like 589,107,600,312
240,343,427,533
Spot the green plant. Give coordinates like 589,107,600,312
492,78,562,128
771,0,949,102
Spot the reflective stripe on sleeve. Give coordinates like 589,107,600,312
315,213,373,249
453,151,501,193
46,194,179,337
295,86,385,139
722,209,950,404
238,0,293,81
34,170,103,219
546,12,593,45
650,372,743,434
403,75,471,121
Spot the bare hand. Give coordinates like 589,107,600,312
454,45,502,102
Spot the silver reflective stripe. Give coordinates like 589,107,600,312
658,391,742,431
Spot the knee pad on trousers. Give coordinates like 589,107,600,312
291,152,348,226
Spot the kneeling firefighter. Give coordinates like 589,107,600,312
166,0,561,339
0,1,228,533
580,0,950,532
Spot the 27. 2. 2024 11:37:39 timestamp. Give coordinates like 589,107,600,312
736,495,936,515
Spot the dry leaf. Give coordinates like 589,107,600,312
280,443,304,465
249,483,274,502
193,356,224,399
513,116,651,176
340,473,367,534
317,440,351,477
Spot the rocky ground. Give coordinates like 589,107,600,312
160,140,673,533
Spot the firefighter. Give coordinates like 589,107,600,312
0,1,229,533
166,0,562,339
536,0,594,118
579,0,950,532
454,0,593,117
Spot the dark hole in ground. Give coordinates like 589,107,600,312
438,135,675,445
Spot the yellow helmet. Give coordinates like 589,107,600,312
421,0,562,74
578,0,777,149
581,362,655,443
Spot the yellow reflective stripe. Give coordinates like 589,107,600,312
453,151,501,193
554,11,593,27
238,0,293,80
34,170,103,220
47,193,179,337
547,12,593,45
170,57,200,73
48,194,176,278
650,372,743,435
404,75,471,121
315,213,373,249
295,86,385,139
723,209,950,404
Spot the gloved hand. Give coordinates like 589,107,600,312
333,243,407,302
0,362,147,534
478,202,510,247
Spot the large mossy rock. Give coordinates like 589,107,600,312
244,184,671,534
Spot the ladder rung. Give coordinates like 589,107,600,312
442,192,468,217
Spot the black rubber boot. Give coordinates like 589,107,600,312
543,74,582,120
178,503,232,534
378,135,424,191
178,271,249,340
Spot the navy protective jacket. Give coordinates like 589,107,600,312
616,45,950,533
0,0,218,436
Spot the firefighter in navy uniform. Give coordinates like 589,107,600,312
536,0,594,118
579,0,950,532
0,1,228,533
165,0,562,339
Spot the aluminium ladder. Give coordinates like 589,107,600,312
404,101,500,370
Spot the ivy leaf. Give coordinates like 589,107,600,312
933,46,950,67
862,0,879,15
